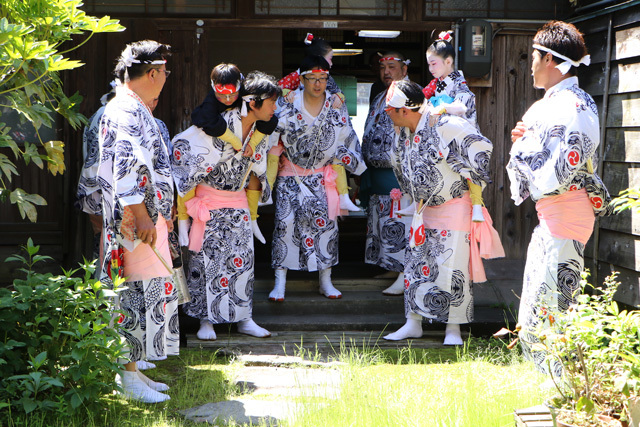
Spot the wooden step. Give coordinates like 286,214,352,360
185,330,467,355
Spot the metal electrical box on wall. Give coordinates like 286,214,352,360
460,20,492,78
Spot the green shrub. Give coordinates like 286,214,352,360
0,239,125,417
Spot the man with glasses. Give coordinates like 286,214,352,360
266,55,366,302
98,40,175,403
360,51,413,296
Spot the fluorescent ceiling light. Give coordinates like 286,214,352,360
333,48,363,56
358,30,401,38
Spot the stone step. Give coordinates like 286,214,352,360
185,330,466,355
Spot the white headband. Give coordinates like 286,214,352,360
532,44,590,75
385,81,421,110
121,45,167,68
241,93,271,117
300,69,330,76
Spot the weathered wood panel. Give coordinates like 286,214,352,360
599,162,640,236
604,127,640,162
606,91,640,127
597,229,640,272
474,34,541,259
582,62,640,96
585,24,640,64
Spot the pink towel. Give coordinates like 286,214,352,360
536,188,595,245
185,184,249,252
278,156,340,221
123,215,171,282
423,192,505,283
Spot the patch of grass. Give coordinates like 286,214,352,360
287,338,549,427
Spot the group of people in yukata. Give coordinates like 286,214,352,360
76,19,609,403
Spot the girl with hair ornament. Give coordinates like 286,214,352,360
425,30,487,223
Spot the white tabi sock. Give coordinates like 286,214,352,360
319,268,342,299
116,371,170,403
136,360,156,370
383,312,423,341
136,369,169,392
339,194,360,211
237,318,271,338
197,319,217,341
269,268,287,302
444,323,463,346
382,272,405,295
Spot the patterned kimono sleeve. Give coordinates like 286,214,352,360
333,106,366,176
170,125,223,196
437,114,492,186
278,71,300,90
111,117,155,208
156,118,172,153
76,108,104,215
249,133,272,204
507,98,598,201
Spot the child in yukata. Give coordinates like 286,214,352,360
423,31,487,222
178,63,278,245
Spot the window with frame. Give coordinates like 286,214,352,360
255,0,403,17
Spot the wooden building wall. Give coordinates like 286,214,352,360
574,2,640,306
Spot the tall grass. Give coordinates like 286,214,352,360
288,338,551,427
2,339,551,427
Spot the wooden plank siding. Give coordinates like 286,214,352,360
574,1,640,306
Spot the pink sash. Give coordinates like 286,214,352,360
185,184,249,252
536,188,595,245
423,192,505,283
123,215,171,282
278,156,340,220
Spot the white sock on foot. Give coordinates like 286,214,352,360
269,268,287,302
383,314,423,341
444,323,463,346
116,371,170,403
382,272,405,295
319,268,342,299
197,319,217,341
136,369,169,392
237,318,271,338
339,194,360,211
136,360,156,370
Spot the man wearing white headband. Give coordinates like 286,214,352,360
508,21,610,374
382,80,498,345
360,51,412,295
266,55,366,302
97,40,175,403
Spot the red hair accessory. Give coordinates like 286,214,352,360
438,31,453,42
304,33,314,45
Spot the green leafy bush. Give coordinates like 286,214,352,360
0,239,125,417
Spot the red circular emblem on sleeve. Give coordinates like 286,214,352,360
234,257,243,268
139,176,147,187
341,155,352,165
414,136,420,144
414,225,426,246
157,191,162,200
206,166,213,173
117,313,125,324
591,196,603,208
174,150,181,160
441,230,447,237
405,139,410,147
567,150,580,166
341,116,347,123
422,265,430,276
305,237,314,247
165,282,173,295
569,185,578,191
297,114,303,121
220,277,228,287
316,218,326,227
243,214,249,222
255,153,262,161
404,278,410,289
